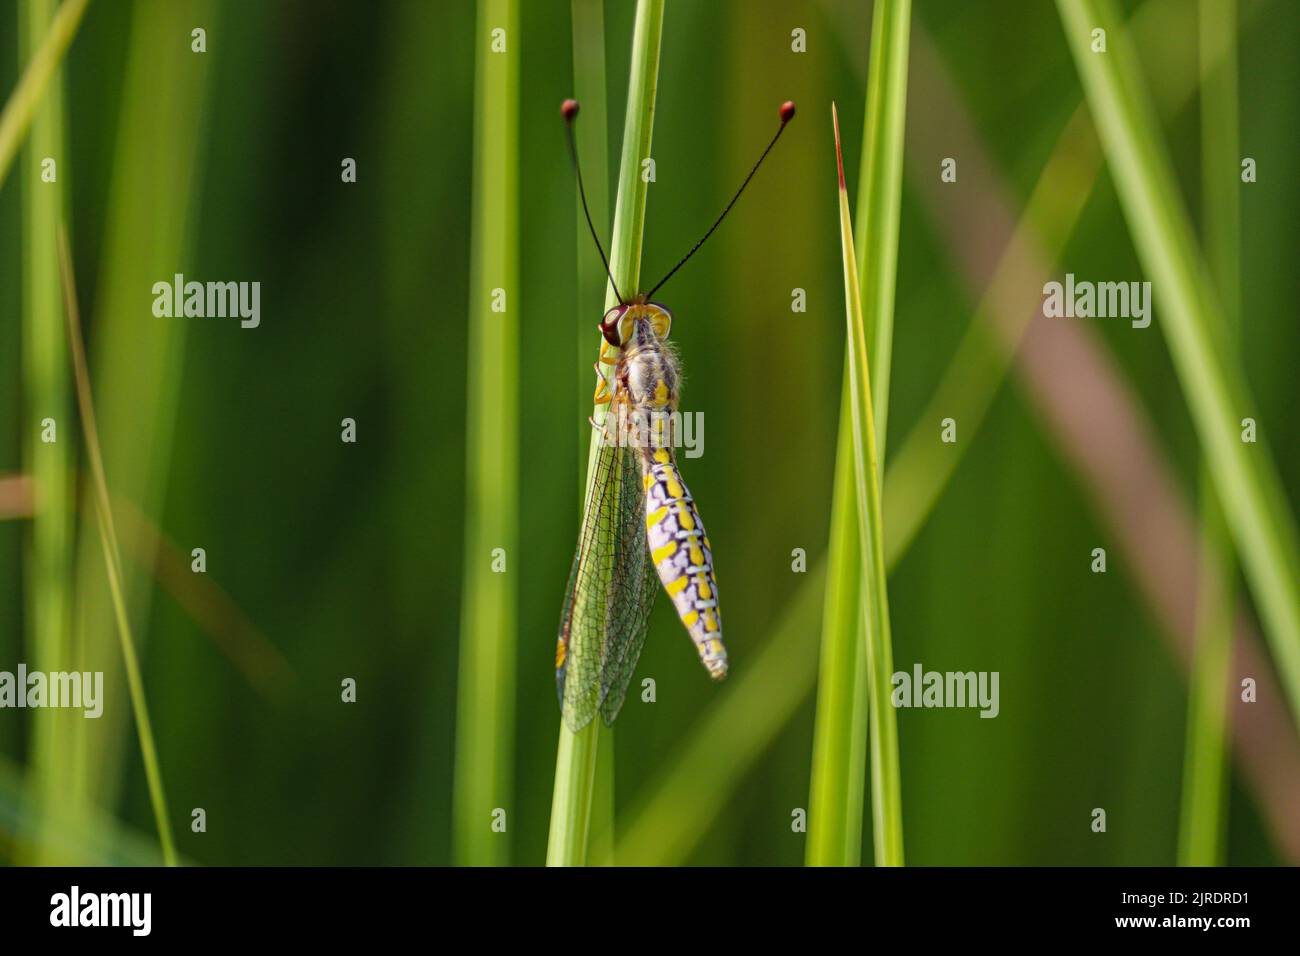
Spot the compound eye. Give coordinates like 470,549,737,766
646,303,673,339
599,305,628,346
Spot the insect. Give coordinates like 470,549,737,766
556,97,796,730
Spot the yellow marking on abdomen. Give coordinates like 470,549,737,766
646,506,668,528
665,575,688,596
651,541,677,564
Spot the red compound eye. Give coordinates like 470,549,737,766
600,305,627,346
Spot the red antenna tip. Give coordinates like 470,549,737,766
561,99,580,122
780,100,796,124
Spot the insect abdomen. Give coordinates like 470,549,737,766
643,447,727,679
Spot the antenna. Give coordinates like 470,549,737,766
644,100,796,301
562,99,623,304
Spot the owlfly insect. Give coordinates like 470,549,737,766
556,97,795,730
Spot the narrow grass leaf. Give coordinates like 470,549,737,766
72,0,216,826
453,0,520,867
547,0,664,867
58,227,177,867
18,0,77,866
1178,0,1240,867
1056,0,1300,730
808,1,911,868
569,0,617,868
832,103,903,866
0,0,89,191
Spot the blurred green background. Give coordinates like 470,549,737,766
0,0,1296,866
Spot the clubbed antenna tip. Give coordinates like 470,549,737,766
562,98,580,122
643,98,798,300
562,97,622,303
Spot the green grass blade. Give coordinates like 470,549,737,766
569,0,616,868
453,0,520,867
854,0,911,454
806,373,867,865
547,0,663,867
18,0,76,866
58,229,177,867
0,0,88,191
807,0,910,867
832,103,902,866
1056,0,1300,730
1178,0,1240,867
73,0,217,828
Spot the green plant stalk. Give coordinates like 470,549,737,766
569,0,616,869
547,0,663,867
854,0,911,453
73,0,216,827
18,0,76,867
833,103,903,866
59,230,176,867
1179,493,1233,865
1057,0,1300,730
1178,0,1238,867
806,373,867,865
454,0,519,868
808,0,910,868
0,0,88,191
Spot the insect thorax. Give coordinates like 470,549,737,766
614,316,681,455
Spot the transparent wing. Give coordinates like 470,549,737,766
556,423,658,731
597,445,660,726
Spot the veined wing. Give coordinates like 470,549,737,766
556,427,659,731
597,444,660,725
